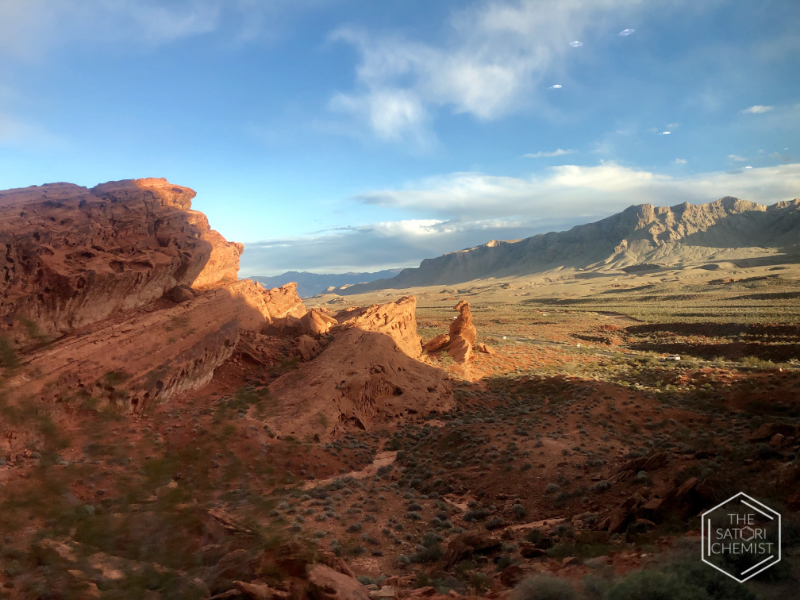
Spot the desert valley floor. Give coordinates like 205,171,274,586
3,262,800,599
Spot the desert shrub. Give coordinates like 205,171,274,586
592,480,612,493
464,507,491,521
470,572,492,594
485,516,504,530
545,483,560,494
511,575,577,600
582,575,611,600
511,504,527,520
411,544,443,563
421,531,443,547
525,528,543,543
0,337,19,370
607,561,756,600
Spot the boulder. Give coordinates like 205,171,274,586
776,462,799,488
518,542,546,559
499,565,524,587
475,343,494,355
307,564,370,600
297,335,323,361
424,334,450,353
443,532,501,570
301,309,339,336
769,433,785,448
749,423,797,442
607,496,639,534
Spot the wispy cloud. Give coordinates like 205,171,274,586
672,158,687,165
0,110,63,148
329,0,645,142
743,105,774,114
728,154,747,161
523,149,577,158
0,0,330,59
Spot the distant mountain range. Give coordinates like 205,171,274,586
335,197,800,295
252,269,403,298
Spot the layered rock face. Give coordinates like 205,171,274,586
0,178,242,350
1,179,304,408
7,281,304,407
267,297,452,441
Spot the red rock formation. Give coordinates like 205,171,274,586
336,296,422,358
0,178,242,350
300,308,339,336
424,333,450,352
297,335,323,361
7,279,305,408
1,178,305,409
267,297,452,440
446,300,477,363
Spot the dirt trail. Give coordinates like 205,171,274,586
302,451,397,490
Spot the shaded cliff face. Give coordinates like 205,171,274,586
338,197,800,292
0,178,305,410
0,178,242,350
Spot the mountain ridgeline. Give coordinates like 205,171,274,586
337,197,800,294
252,269,403,298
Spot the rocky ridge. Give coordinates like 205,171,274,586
1,179,451,426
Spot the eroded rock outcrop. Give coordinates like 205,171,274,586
267,296,452,441
446,300,477,363
8,281,304,407
1,179,305,409
336,296,423,358
0,178,242,350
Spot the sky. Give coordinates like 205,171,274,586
1,0,799,276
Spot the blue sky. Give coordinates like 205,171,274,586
1,0,798,276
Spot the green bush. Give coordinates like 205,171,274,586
607,561,756,600
511,575,577,600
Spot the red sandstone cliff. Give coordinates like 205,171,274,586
1,178,304,408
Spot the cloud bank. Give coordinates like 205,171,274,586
241,162,800,275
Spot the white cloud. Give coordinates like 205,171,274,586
743,105,774,114
330,88,429,143
619,28,635,36
330,0,645,141
728,154,747,162
672,158,687,165
355,162,800,221
523,149,577,158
